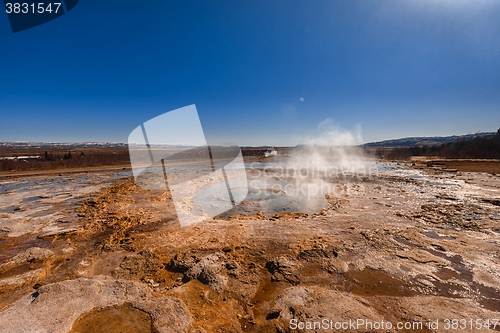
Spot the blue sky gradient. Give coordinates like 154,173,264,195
1,0,499,146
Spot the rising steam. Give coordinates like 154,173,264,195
287,119,369,174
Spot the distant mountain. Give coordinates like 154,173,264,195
1,132,497,149
0,142,222,150
0,142,128,149
363,132,495,148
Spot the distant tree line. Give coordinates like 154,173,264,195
375,128,500,160
0,149,130,172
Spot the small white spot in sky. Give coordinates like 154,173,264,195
299,97,304,102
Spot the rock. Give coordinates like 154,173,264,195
167,251,199,273
0,247,54,289
185,253,227,291
266,255,300,284
225,260,239,270
0,247,54,273
168,251,228,291
399,296,500,326
0,268,46,288
271,212,308,219
269,286,387,333
0,276,193,333
37,227,78,239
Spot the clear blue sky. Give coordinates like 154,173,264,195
1,0,499,146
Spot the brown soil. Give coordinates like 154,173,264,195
0,165,131,179
413,159,500,173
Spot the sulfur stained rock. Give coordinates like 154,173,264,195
0,276,193,333
268,286,388,333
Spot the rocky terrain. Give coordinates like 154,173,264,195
0,162,499,332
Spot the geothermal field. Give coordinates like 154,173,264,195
0,150,499,333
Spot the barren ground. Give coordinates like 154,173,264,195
0,160,499,332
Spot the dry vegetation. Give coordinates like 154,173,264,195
374,129,500,161
0,148,130,172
